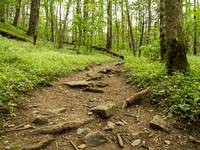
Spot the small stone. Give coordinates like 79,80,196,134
91,103,116,119
115,121,125,126
77,128,84,135
150,115,168,132
32,115,49,125
164,140,171,145
89,99,94,102
88,112,93,115
189,136,200,144
105,121,115,131
83,131,108,148
78,144,86,149
131,139,141,147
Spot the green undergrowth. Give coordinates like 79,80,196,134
124,56,200,121
0,35,116,113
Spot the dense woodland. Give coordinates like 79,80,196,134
0,0,200,122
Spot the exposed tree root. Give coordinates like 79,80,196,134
33,119,93,134
122,89,148,109
22,137,55,150
0,28,33,43
91,46,124,59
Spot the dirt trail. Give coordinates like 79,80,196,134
0,61,199,150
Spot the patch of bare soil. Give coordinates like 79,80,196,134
0,61,199,150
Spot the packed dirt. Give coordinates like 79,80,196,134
0,61,199,150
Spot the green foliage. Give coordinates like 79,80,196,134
124,56,200,121
0,35,115,108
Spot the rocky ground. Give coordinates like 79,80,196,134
0,61,199,150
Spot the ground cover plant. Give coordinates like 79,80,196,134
124,56,200,121
0,35,116,119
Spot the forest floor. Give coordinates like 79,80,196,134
0,61,199,150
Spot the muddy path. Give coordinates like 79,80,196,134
0,61,199,150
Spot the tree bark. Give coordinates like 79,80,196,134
0,0,5,22
147,0,151,43
125,0,136,56
50,0,54,42
160,0,166,61
83,0,89,46
27,0,41,37
165,0,189,75
106,0,112,50
44,0,49,40
13,0,22,27
121,0,125,49
193,0,197,55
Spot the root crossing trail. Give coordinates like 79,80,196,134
0,61,199,150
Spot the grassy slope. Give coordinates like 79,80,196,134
0,35,116,105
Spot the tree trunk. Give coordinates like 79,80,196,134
193,0,197,55
139,13,145,57
44,0,49,40
50,0,54,42
121,0,125,49
125,0,136,56
59,0,72,48
13,0,22,27
165,0,189,75
27,0,41,37
115,0,119,51
160,0,166,61
83,0,88,46
106,0,112,50
147,0,151,43
0,0,5,22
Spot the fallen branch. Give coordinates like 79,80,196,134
0,28,33,43
91,46,124,59
70,140,79,150
22,137,55,150
122,89,148,109
82,87,104,93
117,133,124,147
33,119,93,134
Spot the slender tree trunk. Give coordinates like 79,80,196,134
148,0,151,43
13,0,22,26
160,0,166,61
139,13,145,57
22,0,26,28
0,0,5,22
27,0,41,37
44,0,49,40
106,0,112,50
59,0,72,48
83,0,88,46
50,0,54,42
165,0,189,74
125,0,136,56
193,0,197,55
115,0,119,51
121,0,125,49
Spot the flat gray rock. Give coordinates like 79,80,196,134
47,108,66,114
91,103,116,119
150,115,168,132
63,81,93,87
83,131,108,148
